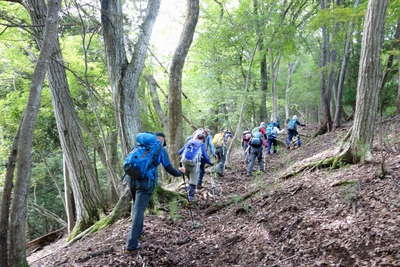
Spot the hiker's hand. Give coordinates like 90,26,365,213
179,167,185,173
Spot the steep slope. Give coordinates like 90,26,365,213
29,122,400,266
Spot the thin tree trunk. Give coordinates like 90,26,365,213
253,0,268,123
168,0,200,164
0,125,20,267
339,0,388,163
226,40,260,166
285,61,298,122
145,74,168,129
101,0,161,155
64,154,76,234
316,0,333,135
8,1,60,265
397,56,400,114
270,53,281,122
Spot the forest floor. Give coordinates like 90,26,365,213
28,119,400,266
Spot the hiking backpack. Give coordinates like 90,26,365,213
266,123,275,137
287,119,297,130
249,132,263,148
212,133,224,147
181,140,202,165
123,133,161,180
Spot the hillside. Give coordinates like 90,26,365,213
28,121,400,266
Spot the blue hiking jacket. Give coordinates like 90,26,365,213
147,146,182,182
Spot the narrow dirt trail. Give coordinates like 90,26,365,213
29,123,400,266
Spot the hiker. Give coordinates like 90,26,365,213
212,129,233,177
266,121,284,154
286,115,306,149
242,129,252,151
179,133,212,201
198,128,216,189
247,131,265,176
124,132,184,252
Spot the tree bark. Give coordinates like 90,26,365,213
285,61,298,122
339,0,388,163
317,0,333,135
333,0,360,129
8,1,60,265
270,53,281,122
397,56,400,114
168,0,200,163
0,125,20,267
253,0,268,123
101,0,161,155
145,74,168,129
25,0,105,238
63,154,75,234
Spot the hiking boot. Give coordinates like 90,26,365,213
188,195,195,202
197,184,203,190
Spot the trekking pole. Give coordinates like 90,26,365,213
182,174,196,229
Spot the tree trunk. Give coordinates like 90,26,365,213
0,125,20,267
333,0,360,129
25,0,105,238
8,1,60,265
339,0,388,163
253,0,268,123
397,56,400,114
101,0,161,155
145,74,168,129
270,53,281,122
285,61,298,122
168,0,200,164
316,0,333,135
64,155,76,234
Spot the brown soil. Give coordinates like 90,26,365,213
28,121,400,266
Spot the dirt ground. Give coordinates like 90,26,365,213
28,120,400,266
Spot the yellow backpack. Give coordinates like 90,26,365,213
212,133,224,147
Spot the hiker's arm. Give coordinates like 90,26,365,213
177,145,186,155
201,144,212,165
160,149,183,177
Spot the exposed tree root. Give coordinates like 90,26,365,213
205,188,261,215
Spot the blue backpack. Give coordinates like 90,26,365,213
181,140,202,165
266,123,275,138
250,132,263,147
287,119,297,130
123,133,161,180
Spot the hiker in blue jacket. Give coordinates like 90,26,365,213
179,133,212,201
286,115,306,149
126,132,184,252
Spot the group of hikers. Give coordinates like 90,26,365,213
122,115,305,252
242,115,305,176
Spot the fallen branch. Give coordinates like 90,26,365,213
26,227,65,252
